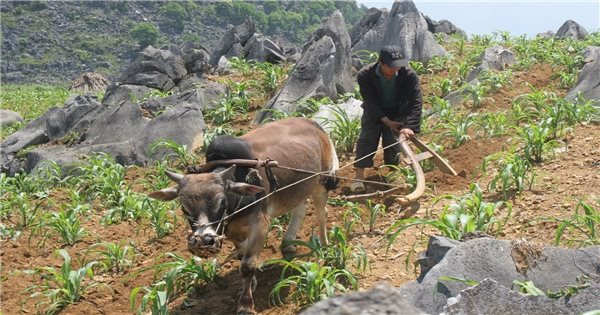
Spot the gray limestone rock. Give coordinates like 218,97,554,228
255,10,354,123
300,283,430,315
566,46,600,106
556,20,589,40
383,0,447,62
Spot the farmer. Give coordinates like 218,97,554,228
351,45,423,193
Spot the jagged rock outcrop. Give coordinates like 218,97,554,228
566,46,600,106
313,98,363,133
424,15,468,39
350,8,389,53
383,0,447,61
300,283,429,315
398,237,600,314
0,45,224,175
556,19,589,40
209,19,257,66
443,278,600,315
255,10,354,123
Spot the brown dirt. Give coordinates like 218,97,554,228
2,63,599,315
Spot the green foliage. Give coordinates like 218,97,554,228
387,184,511,244
25,249,98,314
555,199,600,247
88,242,136,274
436,114,474,148
321,105,361,154
131,253,218,314
408,60,426,74
474,111,509,137
516,119,563,163
47,207,86,246
482,152,535,199
159,2,188,33
201,125,237,153
145,198,177,239
130,22,160,48
150,139,198,168
431,78,453,98
0,84,71,122
269,259,357,306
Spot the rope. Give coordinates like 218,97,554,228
202,137,407,227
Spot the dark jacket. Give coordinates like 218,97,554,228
357,62,423,133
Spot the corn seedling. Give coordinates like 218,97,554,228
379,164,417,189
466,82,492,108
88,242,136,273
256,61,286,97
437,114,474,148
408,60,425,74
473,111,509,137
144,198,177,239
48,207,86,246
555,199,600,247
101,188,147,225
269,259,357,306
482,152,535,199
150,138,198,168
148,252,219,292
24,249,97,314
428,96,455,123
387,184,510,245
517,119,563,163
228,56,252,75
479,69,513,92
426,55,452,73
364,200,386,234
321,105,361,154
130,268,178,315
431,78,453,98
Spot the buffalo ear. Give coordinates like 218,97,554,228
227,181,265,195
218,165,237,180
149,187,178,201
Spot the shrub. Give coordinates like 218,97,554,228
130,22,159,48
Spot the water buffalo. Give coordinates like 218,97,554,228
149,117,339,314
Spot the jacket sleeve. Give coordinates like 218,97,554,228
357,69,387,122
404,72,423,133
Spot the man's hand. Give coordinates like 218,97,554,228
381,117,403,132
400,128,415,139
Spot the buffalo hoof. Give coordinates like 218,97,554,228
237,306,256,315
280,242,297,259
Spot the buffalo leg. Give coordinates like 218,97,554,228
237,217,269,315
312,187,329,246
281,201,307,255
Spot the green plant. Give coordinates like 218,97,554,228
256,61,286,97
436,114,474,148
479,69,513,92
150,252,219,290
144,198,177,239
482,152,535,199
408,60,425,74
48,207,86,246
353,49,379,65
555,199,600,247
466,82,492,107
25,249,98,314
229,56,252,76
269,260,357,306
517,119,563,163
130,22,159,48
387,184,511,244
201,125,236,153
101,188,147,225
150,138,198,167
431,78,453,98
321,105,361,154
88,242,136,273
512,279,546,296
474,111,509,137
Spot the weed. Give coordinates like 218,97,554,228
321,105,361,154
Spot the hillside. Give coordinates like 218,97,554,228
1,17,600,313
0,0,366,84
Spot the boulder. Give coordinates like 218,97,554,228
556,20,589,40
244,34,286,64
467,45,516,81
209,18,256,66
0,109,23,126
383,0,447,62
424,15,467,39
300,283,429,315
566,46,600,106
350,8,389,53
120,46,188,91
444,278,600,315
397,237,600,314
255,10,354,123
102,83,154,107
180,43,211,75
313,97,363,132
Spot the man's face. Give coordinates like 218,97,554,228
380,62,400,77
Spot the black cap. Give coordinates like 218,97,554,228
380,46,407,68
